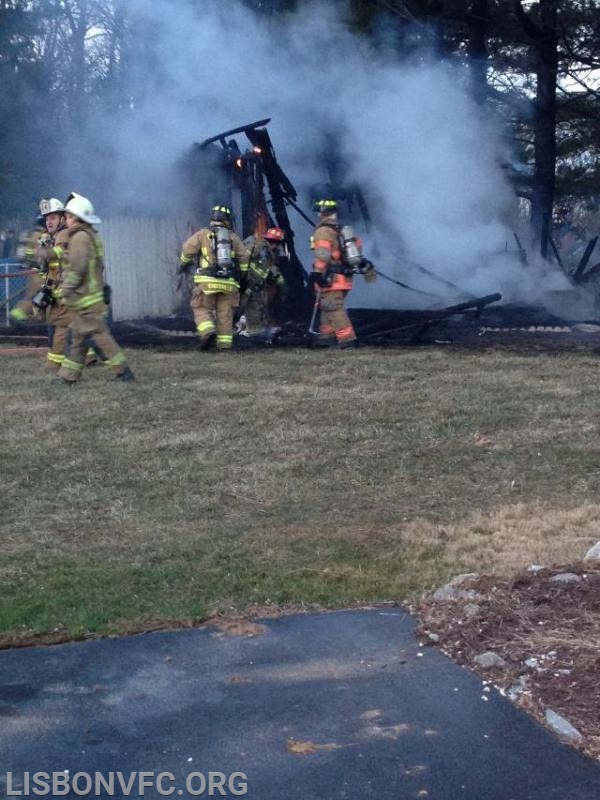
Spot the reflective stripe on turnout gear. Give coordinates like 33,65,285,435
193,276,239,293
197,321,216,335
311,222,351,290
216,334,233,349
336,325,355,342
60,357,84,375
180,227,250,280
105,351,127,367
61,225,105,308
68,291,105,310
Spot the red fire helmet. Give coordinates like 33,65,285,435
264,227,285,242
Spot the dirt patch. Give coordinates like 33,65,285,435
210,620,268,637
0,347,45,355
412,561,600,760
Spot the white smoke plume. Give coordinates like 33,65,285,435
69,0,580,312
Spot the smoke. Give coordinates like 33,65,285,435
63,0,578,311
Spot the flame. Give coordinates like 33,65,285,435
254,210,268,238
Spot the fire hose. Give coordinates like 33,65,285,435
308,294,320,334
306,264,437,336
373,267,441,298
1,269,37,279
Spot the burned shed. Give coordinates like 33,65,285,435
180,119,310,314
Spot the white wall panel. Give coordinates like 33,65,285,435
101,217,183,321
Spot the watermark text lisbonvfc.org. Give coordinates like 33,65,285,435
4,771,248,797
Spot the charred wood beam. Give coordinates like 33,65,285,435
354,318,398,336
429,292,502,317
514,232,528,265
246,127,310,316
579,262,600,281
198,119,271,149
549,236,565,272
358,293,502,340
246,127,297,199
410,322,434,345
284,196,314,227
572,237,598,283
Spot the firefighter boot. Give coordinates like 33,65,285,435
313,336,335,348
200,331,217,351
114,366,136,382
85,348,101,366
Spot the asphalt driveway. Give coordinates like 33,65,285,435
1,609,599,799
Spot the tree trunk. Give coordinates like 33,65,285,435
530,0,558,252
67,0,89,132
466,0,490,105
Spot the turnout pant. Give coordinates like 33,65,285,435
57,303,127,382
245,285,282,334
45,303,71,370
265,283,283,327
191,288,238,350
318,290,356,344
244,289,267,335
9,272,44,322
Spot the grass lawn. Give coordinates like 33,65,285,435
1,344,600,646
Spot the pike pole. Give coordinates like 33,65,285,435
308,292,320,335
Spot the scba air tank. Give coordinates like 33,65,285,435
340,226,362,268
215,227,233,273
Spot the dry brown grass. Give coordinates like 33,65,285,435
1,343,600,643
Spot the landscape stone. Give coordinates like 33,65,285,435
549,573,582,584
473,651,508,669
583,541,600,561
544,709,583,742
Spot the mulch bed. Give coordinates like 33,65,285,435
412,562,600,760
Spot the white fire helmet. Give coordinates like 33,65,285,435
64,194,101,225
39,197,64,216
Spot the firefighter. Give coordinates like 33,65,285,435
34,198,71,370
178,204,250,351
55,194,134,384
242,227,287,343
9,216,47,325
310,198,374,348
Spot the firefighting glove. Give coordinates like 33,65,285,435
360,259,378,283
177,262,191,276
309,271,328,291
103,283,112,305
